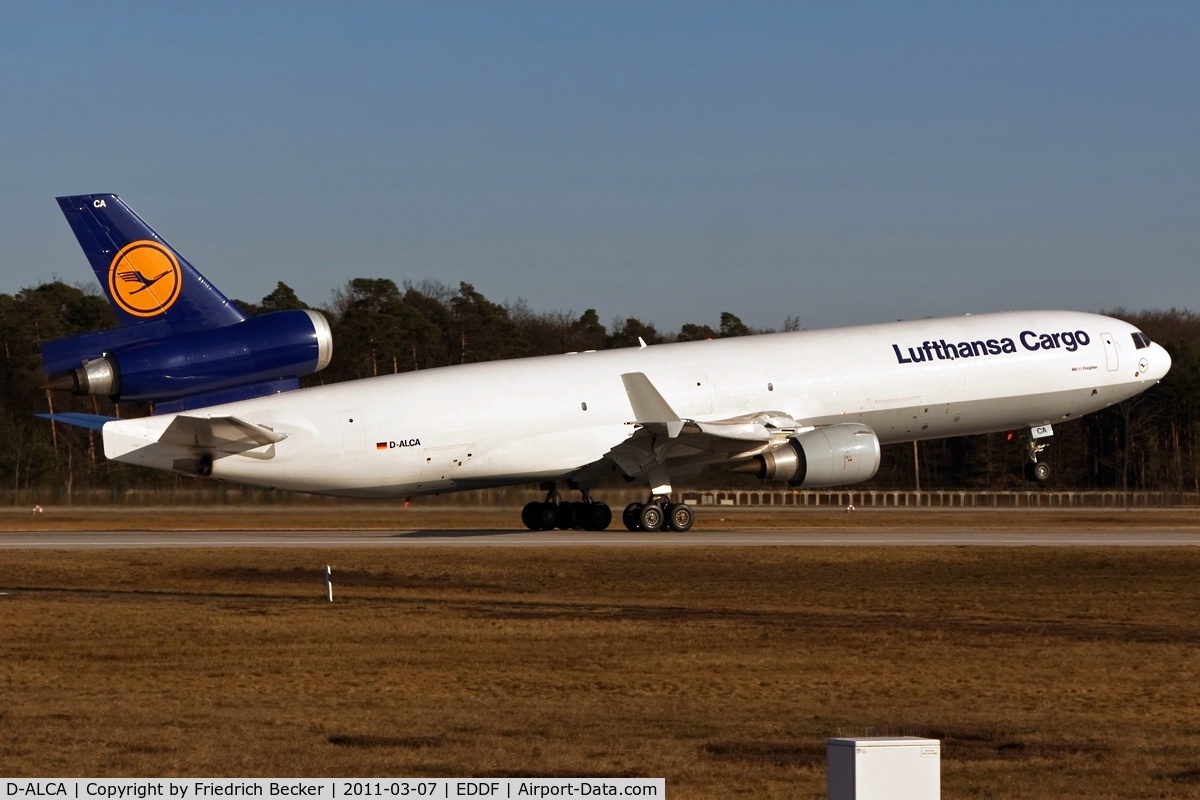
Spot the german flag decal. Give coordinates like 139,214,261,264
376,442,388,450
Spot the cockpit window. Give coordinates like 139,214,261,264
1131,332,1152,349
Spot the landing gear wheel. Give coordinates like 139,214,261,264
557,501,581,530
665,503,694,532
580,503,612,531
521,501,542,531
534,502,558,531
1031,461,1051,482
521,501,559,530
638,502,665,532
623,503,642,531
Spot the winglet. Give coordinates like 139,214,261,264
620,373,685,438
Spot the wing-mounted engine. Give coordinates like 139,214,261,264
732,422,881,487
42,308,333,408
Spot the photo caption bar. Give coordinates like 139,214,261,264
1,779,665,799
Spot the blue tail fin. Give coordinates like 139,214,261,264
56,194,244,331
41,195,333,411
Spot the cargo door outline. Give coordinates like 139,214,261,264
338,410,364,458
417,443,476,491
1100,333,1118,371
687,373,713,416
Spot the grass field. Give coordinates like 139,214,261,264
2,510,1199,797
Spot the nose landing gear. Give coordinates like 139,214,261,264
1025,457,1051,482
1021,430,1053,482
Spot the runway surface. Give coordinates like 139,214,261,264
2,528,1199,548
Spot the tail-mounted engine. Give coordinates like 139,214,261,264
735,423,881,487
42,309,333,408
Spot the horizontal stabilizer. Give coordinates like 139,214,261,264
36,413,119,431
159,415,288,450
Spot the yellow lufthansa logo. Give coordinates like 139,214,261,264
107,240,182,318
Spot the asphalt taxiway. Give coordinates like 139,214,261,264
1,528,1199,548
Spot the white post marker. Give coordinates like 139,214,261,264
326,565,333,602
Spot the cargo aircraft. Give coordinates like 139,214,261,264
40,194,1171,531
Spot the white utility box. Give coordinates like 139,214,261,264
827,737,940,800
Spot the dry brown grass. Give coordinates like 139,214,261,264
2,544,1200,798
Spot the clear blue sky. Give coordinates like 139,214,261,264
2,2,1197,333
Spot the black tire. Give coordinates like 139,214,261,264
581,503,613,531
666,503,694,532
521,501,542,531
623,503,642,531
535,502,559,530
556,501,580,530
1024,461,1052,482
638,502,665,532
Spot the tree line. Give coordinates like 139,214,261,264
1,277,1196,498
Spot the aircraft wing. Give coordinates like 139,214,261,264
575,373,809,492
620,372,803,444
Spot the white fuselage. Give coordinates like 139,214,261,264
102,310,1171,497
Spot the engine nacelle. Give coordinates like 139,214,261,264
740,423,881,488
46,309,333,404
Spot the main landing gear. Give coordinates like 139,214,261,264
521,485,613,531
520,485,696,532
622,496,694,532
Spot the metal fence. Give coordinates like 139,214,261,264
680,489,1200,508
3,486,1198,508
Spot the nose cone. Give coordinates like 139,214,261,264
1147,343,1172,381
